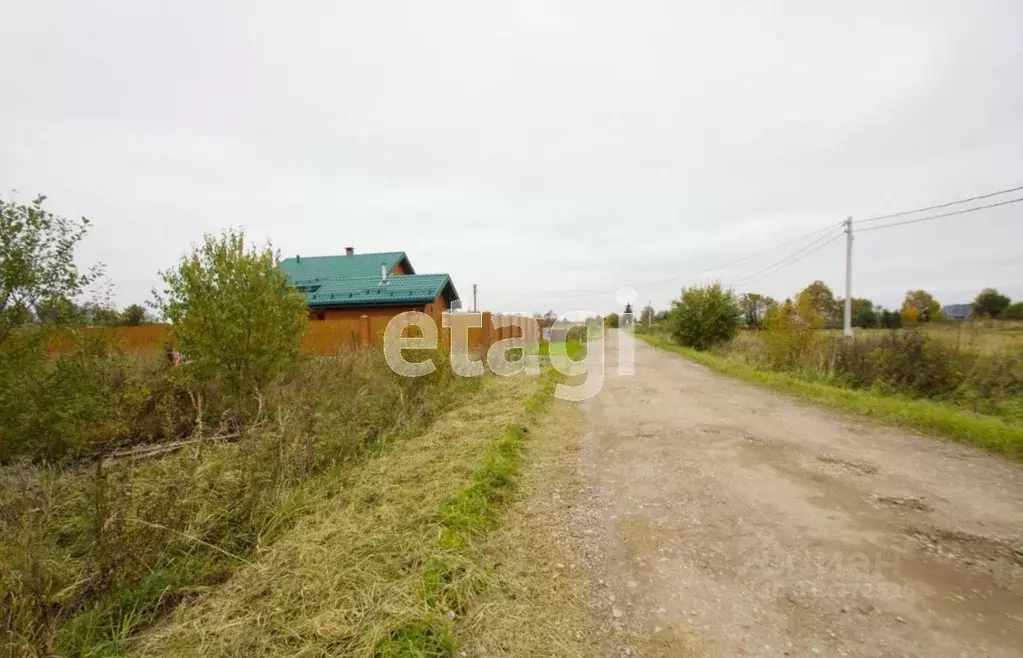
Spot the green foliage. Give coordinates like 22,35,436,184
667,282,740,351
375,617,456,657
902,289,941,322
878,308,902,329
1003,302,1023,320
604,312,620,328
849,297,877,328
120,303,150,326
0,334,193,463
154,229,308,396
972,287,1011,319
739,292,775,329
0,193,100,343
80,302,122,327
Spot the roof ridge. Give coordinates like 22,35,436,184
282,251,403,260
387,272,448,277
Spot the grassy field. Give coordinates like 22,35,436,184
825,321,1023,355
639,333,1023,461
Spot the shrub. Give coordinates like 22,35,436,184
667,282,740,351
972,288,1011,319
0,332,194,463
762,298,819,369
1003,302,1023,320
0,351,478,655
154,229,308,399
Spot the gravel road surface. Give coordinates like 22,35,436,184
571,330,1022,657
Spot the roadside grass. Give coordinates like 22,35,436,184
132,365,566,656
455,396,598,657
639,334,1023,460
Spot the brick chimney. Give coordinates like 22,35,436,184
345,247,354,256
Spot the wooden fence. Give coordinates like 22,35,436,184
48,312,540,356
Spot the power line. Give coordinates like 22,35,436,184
855,184,1023,225
737,227,845,285
857,196,1023,233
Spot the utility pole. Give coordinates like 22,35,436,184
844,216,853,339
472,284,477,313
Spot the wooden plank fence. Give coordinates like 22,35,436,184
47,311,540,356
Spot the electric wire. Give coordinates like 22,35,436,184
855,184,1023,225
736,228,846,285
857,197,1023,233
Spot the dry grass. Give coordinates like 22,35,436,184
456,399,599,657
819,321,1023,356
130,374,539,656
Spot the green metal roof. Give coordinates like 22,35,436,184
281,251,459,308
280,251,413,286
306,274,458,308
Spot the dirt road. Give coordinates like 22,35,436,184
572,330,1023,657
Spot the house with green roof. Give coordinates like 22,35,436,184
280,247,460,321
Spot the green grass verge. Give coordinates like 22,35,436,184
376,368,561,656
639,334,1023,460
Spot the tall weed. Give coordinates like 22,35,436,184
0,351,478,656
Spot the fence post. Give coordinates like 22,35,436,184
360,315,371,348
482,311,492,352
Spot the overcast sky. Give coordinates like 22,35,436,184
2,1,1021,316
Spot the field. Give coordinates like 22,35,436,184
824,321,1023,355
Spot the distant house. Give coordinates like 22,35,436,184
942,304,971,321
280,248,459,321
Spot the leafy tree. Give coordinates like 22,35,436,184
154,229,308,395
541,309,558,328
639,304,656,325
763,298,812,368
900,306,921,326
604,312,620,328
901,290,941,323
796,281,838,326
878,308,902,329
848,297,877,328
120,303,151,326
80,302,122,327
1002,302,1023,320
971,288,1011,319
739,292,775,329
667,282,740,350
0,193,101,343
